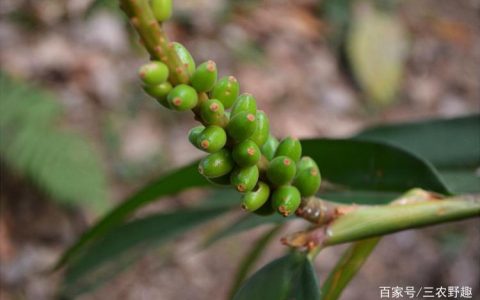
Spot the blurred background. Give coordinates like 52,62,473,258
0,0,479,299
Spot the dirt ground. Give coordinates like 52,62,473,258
1,0,479,299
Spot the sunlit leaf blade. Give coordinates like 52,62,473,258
347,3,408,106
61,206,230,297
228,225,284,299
356,114,480,193
233,252,320,300
321,237,380,300
301,139,450,195
204,213,285,247
55,161,208,269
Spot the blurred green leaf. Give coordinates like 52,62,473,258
228,225,284,299
233,252,320,300
0,73,108,212
347,3,408,106
61,206,231,297
55,162,209,269
321,237,380,300
356,115,480,193
302,139,450,194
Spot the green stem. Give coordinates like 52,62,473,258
120,0,189,84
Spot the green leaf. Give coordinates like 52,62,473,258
356,115,480,193
347,3,408,106
321,237,380,300
233,252,320,300
318,190,400,205
61,206,230,297
0,72,108,211
301,139,450,195
55,161,209,269
228,225,284,299
204,213,286,247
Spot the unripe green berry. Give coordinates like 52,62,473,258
293,167,321,197
296,156,319,174
271,185,301,217
198,149,234,178
230,165,259,193
261,134,279,161
172,42,195,77
191,60,217,92
275,137,302,162
188,125,205,147
167,84,198,111
151,0,172,22
138,61,169,86
242,182,270,212
232,139,261,167
226,112,257,142
266,156,296,186
143,81,172,108
230,93,257,118
200,99,225,126
250,111,270,147
211,76,239,109
197,125,227,153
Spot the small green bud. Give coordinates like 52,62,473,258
296,156,319,174
200,99,225,126
261,134,279,161
271,185,301,217
211,76,239,109
198,149,234,178
226,112,257,142
151,0,173,22
231,165,259,193
250,111,270,147
232,139,261,167
191,60,217,92
188,125,205,147
197,125,227,153
143,81,172,108
167,84,198,111
138,61,169,86
230,93,257,118
275,137,302,162
172,42,195,76
293,167,321,197
266,156,296,186
241,182,270,212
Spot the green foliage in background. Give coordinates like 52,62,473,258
0,73,108,211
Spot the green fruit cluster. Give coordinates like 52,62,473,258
139,2,322,217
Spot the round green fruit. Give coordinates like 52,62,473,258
226,112,257,142
198,149,234,178
200,99,225,126
138,61,169,86
261,134,279,161
293,167,321,197
266,156,296,186
271,185,301,217
191,60,217,92
172,42,195,76
197,125,227,153
296,156,319,174
230,93,257,118
275,137,302,162
211,76,239,109
232,139,261,167
143,81,172,108
230,165,259,193
188,125,205,147
241,182,270,212
167,84,198,111
250,111,270,147
151,0,172,22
